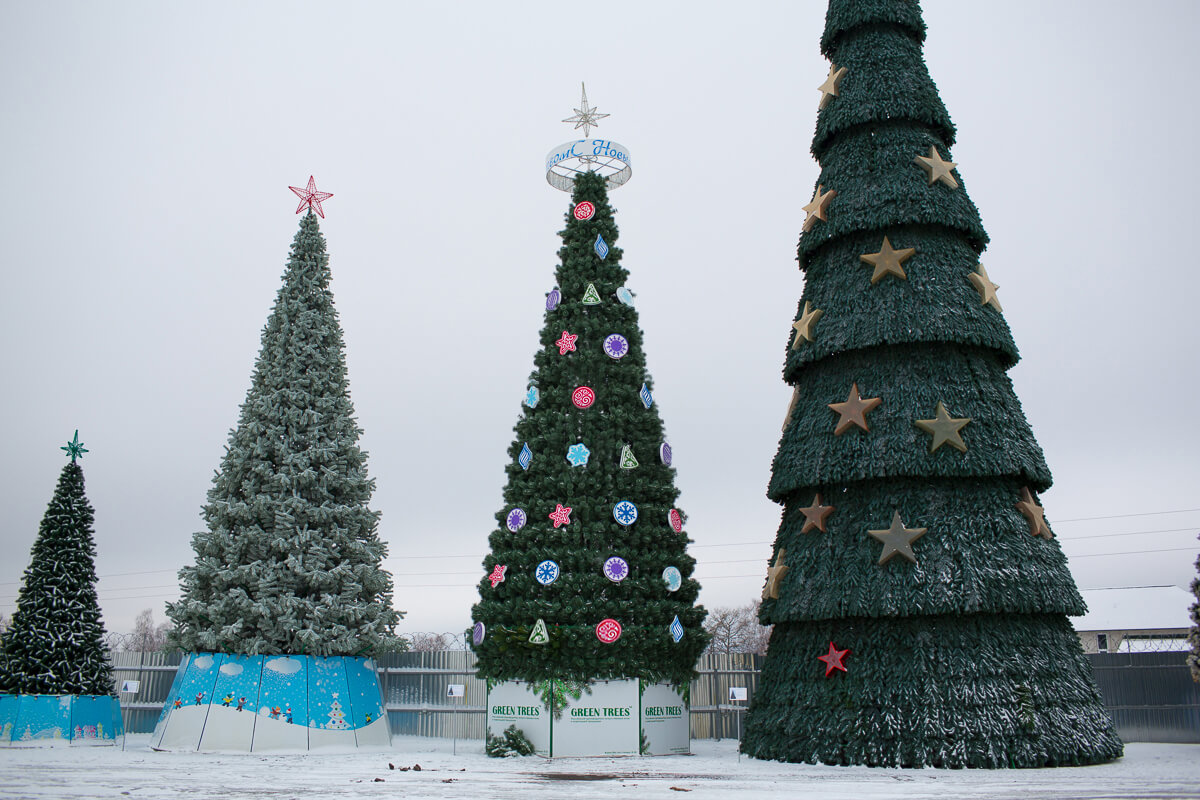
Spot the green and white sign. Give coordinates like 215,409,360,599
486,681,550,757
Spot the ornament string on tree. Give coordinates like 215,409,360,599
472,98,706,688
743,0,1121,769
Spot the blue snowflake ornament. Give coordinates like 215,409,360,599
525,386,540,408
595,234,609,259
662,566,682,592
640,383,653,409
535,560,560,586
670,615,684,643
518,443,533,470
566,442,591,467
613,500,638,526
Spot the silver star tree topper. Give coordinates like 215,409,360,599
545,83,632,192
562,83,610,138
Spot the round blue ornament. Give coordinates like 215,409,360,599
603,334,629,360
535,560,560,586
659,441,673,466
546,288,561,311
616,286,635,306
613,500,638,526
662,566,682,592
506,508,527,532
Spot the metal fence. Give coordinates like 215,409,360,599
110,650,1198,743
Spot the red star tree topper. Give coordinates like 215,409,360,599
288,175,334,218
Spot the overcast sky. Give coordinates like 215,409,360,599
2,1,1197,640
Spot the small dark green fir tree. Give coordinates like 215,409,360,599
0,435,113,696
167,210,401,657
1188,535,1199,682
741,0,1122,768
470,171,708,686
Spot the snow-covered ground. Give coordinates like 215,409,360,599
1,734,1197,800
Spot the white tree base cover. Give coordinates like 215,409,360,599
487,679,690,757
151,653,389,753
0,694,123,747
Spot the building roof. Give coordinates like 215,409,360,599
1072,586,1195,632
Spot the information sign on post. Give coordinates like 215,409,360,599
447,684,466,754
729,687,748,761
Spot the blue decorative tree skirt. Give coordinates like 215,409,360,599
152,653,389,752
0,694,123,747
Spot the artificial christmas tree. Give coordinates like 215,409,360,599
741,0,1122,768
1188,535,1199,682
471,96,706,755
0,434,124,745
1,433,111,696
155,180,396,752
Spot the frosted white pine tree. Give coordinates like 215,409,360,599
167,211,402,656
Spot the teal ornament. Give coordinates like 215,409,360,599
616,286,634,306
525,386,540,408
61,430,88,462
662,566,682,592
566,443,591,467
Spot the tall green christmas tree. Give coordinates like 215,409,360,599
470,169,708,686
167,191,401,657
0,433,113,696
1188,535,1199,682
741,0,1122,768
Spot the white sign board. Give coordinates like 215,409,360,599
641,682,690,756
553,679,639,757
729,687,747,702
446,684,465,698
120,680,141,694
487,681,550,757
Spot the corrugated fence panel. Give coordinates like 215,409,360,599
107,650,1198,743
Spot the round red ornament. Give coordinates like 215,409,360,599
595,618,622,643
668,508,684,533
572,386,595,409
573,201,596,221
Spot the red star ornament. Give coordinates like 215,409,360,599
548,503,573,528
818,642,850,677
288,176,334,218
556,330,579,355
488,564,507,588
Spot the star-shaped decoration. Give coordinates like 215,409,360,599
61,430,88,462
791,301,824,349
1016,487,1052,539
288,176,334,218
828,383,882,436
799,493,835,534
867,510,927,565
818,642,850,677
860,236,916,284
802,184,837,232
548,503,573,528
914,401,971,454
914,145,959,188
968,263,1003,311
555,330,578,355
566,443,591,467
562,82,610,138
817,63,848,110
487,564,507,588
761,549,789,601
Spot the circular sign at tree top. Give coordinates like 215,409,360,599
572,386,595,409
595,618,622,644
573,201,596,221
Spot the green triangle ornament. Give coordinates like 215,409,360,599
619,444,639,469
529,618,551,645
582,283,602,305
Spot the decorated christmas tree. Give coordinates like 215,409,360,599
741,0,1122,768
326,695,348,729
469,161,708,686
167,180,401,657
0,433,113,696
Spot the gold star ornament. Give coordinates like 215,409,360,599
802,184,837,232
968,264,1003,311
791,302,823,349
818,63,848,110
762,549,789,600
828,383,882,435
860,237,916,284
1016,487,1053,539
799,493,835,534
914,401,971,453
915,146,959,188
867,511,927,565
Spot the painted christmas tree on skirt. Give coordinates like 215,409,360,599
740,0,1122,768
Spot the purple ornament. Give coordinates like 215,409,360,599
473,622,486,645
603,333,629,360
506,508,527,533
603,556,630,583
546,288,561,311
659,441,673,466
